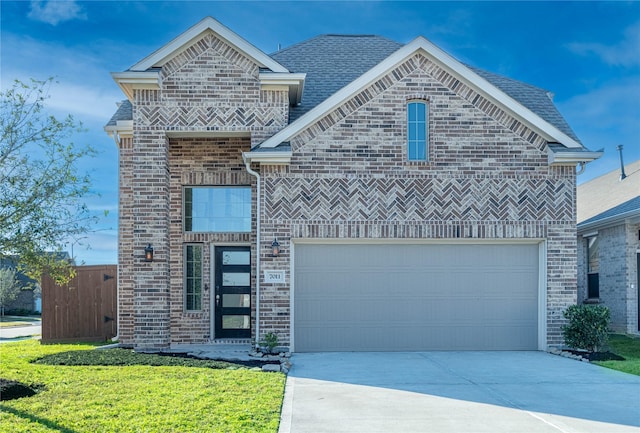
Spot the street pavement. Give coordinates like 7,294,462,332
0,323,41,342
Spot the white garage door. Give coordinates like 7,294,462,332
294,243,540,352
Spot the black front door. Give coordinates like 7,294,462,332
214,246,251,339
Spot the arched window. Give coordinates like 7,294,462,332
407,101,428,161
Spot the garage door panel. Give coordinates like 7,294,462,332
294,243,539,352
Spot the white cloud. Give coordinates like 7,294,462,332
48,81,122,121
28,1,87,26
558,78,640,183
67,230,118,265
566,22,640,67
558,79,640,131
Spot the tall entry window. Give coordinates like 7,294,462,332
407,101,428,161
184,186,251,232
185,244,203,311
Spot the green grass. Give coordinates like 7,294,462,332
0,316,41,328
594,334,640,376
0,340,285,432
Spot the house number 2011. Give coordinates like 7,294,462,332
264,270,285,284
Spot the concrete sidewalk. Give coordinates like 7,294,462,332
279,351,640,433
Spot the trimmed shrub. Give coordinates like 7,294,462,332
562,304,610,352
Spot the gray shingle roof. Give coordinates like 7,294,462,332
578,196,640,227
467,67,581,143
270,35,403,123
106,100,132,126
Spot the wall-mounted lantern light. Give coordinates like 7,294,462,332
144,244,154,262
271,238,280,257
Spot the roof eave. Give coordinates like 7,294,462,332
259,72,307,106
243,150,292,165
548,150,603,166
111,71,160,101
578,209,640,232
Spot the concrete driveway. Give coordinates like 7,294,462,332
279,351,640,433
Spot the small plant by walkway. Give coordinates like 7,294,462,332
0,340,285,432
595,334,640,376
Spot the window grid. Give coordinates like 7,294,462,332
407,101,428,161
185,244,203,311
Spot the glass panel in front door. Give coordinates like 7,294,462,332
215,246,251,339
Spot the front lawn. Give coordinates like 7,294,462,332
0,340,285,432
594,334,640,376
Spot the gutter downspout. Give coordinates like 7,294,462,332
243,153,260,345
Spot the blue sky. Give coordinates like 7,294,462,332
1,1,639,265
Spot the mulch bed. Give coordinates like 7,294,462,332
0,378,45,401
565,350,625,362
155,351,280,368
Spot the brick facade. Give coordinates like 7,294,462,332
578,222,640,334
168,137,255,344
117,32,287,347
114,23,582,350
258,53,577,348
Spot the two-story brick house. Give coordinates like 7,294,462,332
105,17,601,352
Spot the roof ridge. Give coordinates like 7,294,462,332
270,33,400,56
322,34,381,37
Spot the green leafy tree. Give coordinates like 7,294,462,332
0,267,20,316
0,78,97,284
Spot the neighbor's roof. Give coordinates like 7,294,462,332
579,196,640,228
577,159,640,225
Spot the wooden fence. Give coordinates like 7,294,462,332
41,265,117,343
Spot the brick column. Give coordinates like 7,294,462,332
132,92,171,350
117,136,134,345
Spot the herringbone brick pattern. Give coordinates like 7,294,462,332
136,104,287,129
265,176,573,223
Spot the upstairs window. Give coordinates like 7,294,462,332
407,101,428,161
184,186,251,233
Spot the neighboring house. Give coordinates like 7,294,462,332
577,159,640,334
0,257,38,314
105,17,601,352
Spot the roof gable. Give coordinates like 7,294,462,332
256,36,584,151
129,16,289,73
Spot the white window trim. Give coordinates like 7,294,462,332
407,100,429,162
